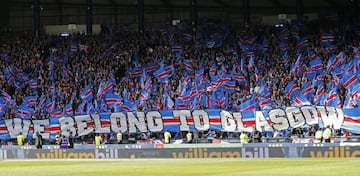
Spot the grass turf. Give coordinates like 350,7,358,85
1,158,359,176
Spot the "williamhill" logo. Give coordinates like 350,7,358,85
309,147,360,158
172,148,269,158
35,149,119,159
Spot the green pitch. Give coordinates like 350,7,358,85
1,158,360,176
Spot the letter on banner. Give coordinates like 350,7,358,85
5,119,30,138
110,112,128,133
233,112,254,132
268,109,289,130
285,107,305,128
173,110,191,131
220,110,236,132
59,117,76,136
75,115,93,136
300,106,318,125
146,111,163,132
33,119,50,139
255,111,273,132
317,106,344,129
128,112,147,133
193,110,210,131
92,114,110,133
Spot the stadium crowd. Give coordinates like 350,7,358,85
0,16,360,143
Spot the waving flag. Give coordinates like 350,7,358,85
248,55,255,70
165,64,175,75
0,104,7,117
49,108,63,118
96,81,104,100
105,93,122,106
292,94,312,107
309,57,324,73
122,102,136,112
324,88,341,107
183,61,193,72
28,79,38,91
65,103,74,116
341,72,360,90
70,42,78,52
144,63,158,73
76,101,86,115
239,96,256,111
79,44,88,52
259,86,271,99
75,66,80,85
282,51,290,68
62,67,70,79
1,90,11,102
102,80,114,95
195,68,205,78
183,33,194,43
342,108,360,134
130,69,142,77
16,105,34,119
45,98,54,112
140,90,149,103
0,97,6,106
296,37,309,51
321,32,335,44
308,48,317,59
213,91,226,109
153,67,169,83
344,93,358,108
86,102,95,114
171,44,183,58
24,96,38,107
261,38,270,53
345,59,357,74
292,54,302,75
3,66,16,80
258,97,273,110
164,93,174,110
175,98,188,109
222,81,236,92
301,82,315,100
324,43,338,55
80,85,94,101
232,73,247,84
144,78,153,92
285,81,300,100
327,52,344,71
314,83,325,103
344,88,360,108
37,95,46,109
0,120,10,140
0,52,11,63
208,65,217,77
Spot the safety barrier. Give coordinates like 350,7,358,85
1,143,360,159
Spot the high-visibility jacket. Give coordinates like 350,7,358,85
17,134,24,146
323,128,332,139
315,130,323,140
117,133,122,142
186,132,192,143
95,136,102,145
164,132,171,144
240,133,249,143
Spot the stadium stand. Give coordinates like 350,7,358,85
0,0,359,145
